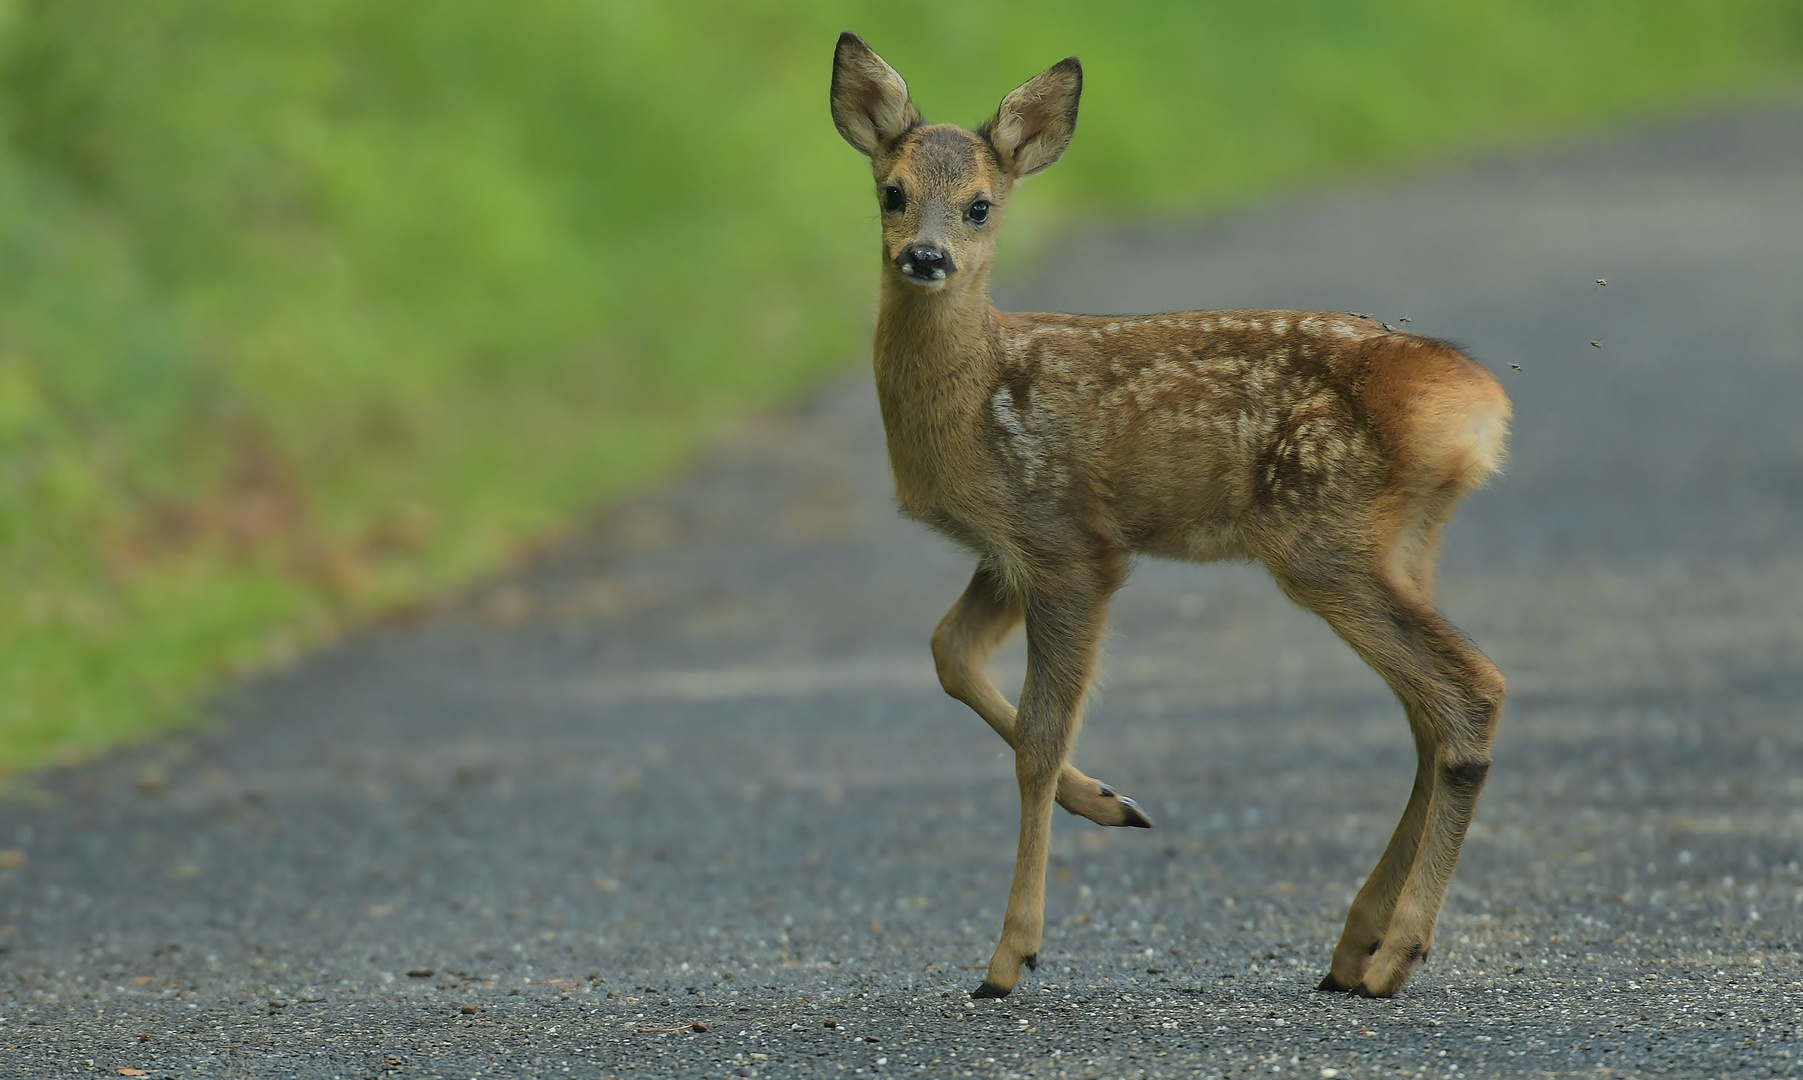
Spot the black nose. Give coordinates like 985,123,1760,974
897,245,955,281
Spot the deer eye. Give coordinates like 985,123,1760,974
967,199,990,225
880,185,905,214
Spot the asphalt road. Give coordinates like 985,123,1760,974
5,102,1803,1079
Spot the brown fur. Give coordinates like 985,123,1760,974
832,32,1511,999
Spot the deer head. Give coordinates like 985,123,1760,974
831,32,1081,293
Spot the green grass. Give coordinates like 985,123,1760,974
1,0,1799,771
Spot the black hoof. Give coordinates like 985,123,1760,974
1116,795,1154,829
970,981,1011,999
1316,973,1351,992
1022,953,1038,972
1350,981,1383,998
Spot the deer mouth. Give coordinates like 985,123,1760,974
900,266,951,286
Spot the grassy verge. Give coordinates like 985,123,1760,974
1,0,1799,771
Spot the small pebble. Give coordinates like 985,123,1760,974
691,1022,708,1033
460,1006,477,1015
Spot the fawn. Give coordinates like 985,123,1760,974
830,32,1510,999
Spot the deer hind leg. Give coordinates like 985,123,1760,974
933,564,1151,829
1309,495,1456,992
971,562,1120,998
1273,551,1504,998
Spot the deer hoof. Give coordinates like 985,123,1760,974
970,981,1012,999
1114,795,1154,829
1316,973,1353,992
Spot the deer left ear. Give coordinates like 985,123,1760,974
831,32,922,158
983,57,1081,179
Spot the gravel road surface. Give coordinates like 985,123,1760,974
3,102,1802,1079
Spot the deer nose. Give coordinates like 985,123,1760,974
897,244,955,282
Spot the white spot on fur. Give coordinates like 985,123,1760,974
990,386,1039,482
990,384,1067,488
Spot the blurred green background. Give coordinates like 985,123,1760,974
1,0,1799,772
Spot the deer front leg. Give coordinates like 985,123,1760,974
934,565,1151,829
971,570,1116,998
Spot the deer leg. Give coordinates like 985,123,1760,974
1314,735,1435,992
1276,560,1503,997
972,566,1118,998
1313,512,1446,991
933,564,1151,829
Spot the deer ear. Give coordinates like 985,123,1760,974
831,32,921,158
983,57,1081,178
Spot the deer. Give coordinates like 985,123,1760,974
829,32,1511,1000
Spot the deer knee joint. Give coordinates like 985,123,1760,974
1469,660,1506,720
1439,758,1490,799
930,629,967,699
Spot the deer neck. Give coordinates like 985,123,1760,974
872,267,1002,513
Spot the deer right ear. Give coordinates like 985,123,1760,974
983,57,1082,179
831,32,921,158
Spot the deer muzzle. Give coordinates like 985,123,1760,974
897,244,955,284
